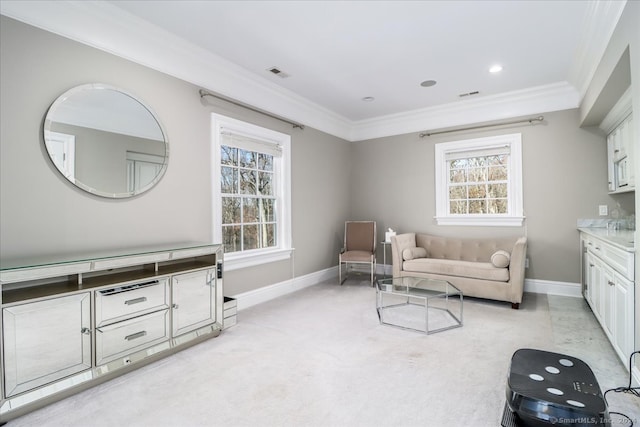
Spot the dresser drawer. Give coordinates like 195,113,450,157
95,278,169,327
95,309,170,365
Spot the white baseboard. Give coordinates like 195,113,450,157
524,278,582,298
231,265,583,312
231,266,338,311
379,268,583,298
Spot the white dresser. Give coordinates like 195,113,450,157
0,243,223,422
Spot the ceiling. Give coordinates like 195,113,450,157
109,0,589,121
0,1,626,140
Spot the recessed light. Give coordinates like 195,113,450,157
362,96,375,102
489,64,503,73
420,80,437,87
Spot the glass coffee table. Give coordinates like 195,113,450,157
376,276,463,334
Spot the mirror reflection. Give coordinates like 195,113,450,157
44,84,168,198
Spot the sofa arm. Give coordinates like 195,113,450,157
390,233,416,277
508,237,528,304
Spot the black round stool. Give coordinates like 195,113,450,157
502,348,610,427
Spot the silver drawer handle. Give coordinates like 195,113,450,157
125,297,147,305
125,331,147,341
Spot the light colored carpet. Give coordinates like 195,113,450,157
6,278,639,426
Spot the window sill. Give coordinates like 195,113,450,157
435,216,525,227
223,248,294,271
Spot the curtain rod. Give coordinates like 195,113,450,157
199,89,305,130
419,116,544,137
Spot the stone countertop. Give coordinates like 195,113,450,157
578,227,635,252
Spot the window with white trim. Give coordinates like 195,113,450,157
211,114,292,269
434,133,524,226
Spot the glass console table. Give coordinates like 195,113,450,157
376,276,463,334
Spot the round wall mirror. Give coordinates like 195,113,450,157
43,83,169,198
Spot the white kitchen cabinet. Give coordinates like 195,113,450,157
586,251,603,315
612,272,634,360
581,231,636,368
602,88,634,194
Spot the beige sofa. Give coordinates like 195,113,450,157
391,233,527,309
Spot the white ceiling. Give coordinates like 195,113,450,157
0,1,627,140
110,0,589,121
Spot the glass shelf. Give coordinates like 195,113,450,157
1,242,217,272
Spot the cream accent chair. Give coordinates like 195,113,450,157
339,221,377,286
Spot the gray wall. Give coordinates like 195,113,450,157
0,16,351,295
350,109,634,284
0,14,635,293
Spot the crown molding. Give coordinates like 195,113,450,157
568,0,627,100
0,1,608,142
349,82,580,141
599,86,632,133
0,1,353,140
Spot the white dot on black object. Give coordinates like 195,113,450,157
559,358,574,367
545,366,560,374
529,374,544,381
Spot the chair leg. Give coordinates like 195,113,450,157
370,262,374,287
340,261,348,285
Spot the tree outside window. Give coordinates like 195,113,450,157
435,133,523,226
221,145,276,254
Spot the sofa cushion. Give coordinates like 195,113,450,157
491,250,511,268
403,258,510,282
415,234,518,262
402,247,428,261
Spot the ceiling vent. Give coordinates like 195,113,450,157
459,91,480,98
267,67,290,78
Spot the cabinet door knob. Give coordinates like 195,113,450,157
608,281,615,287
172,304,179,309
81,327,91,335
